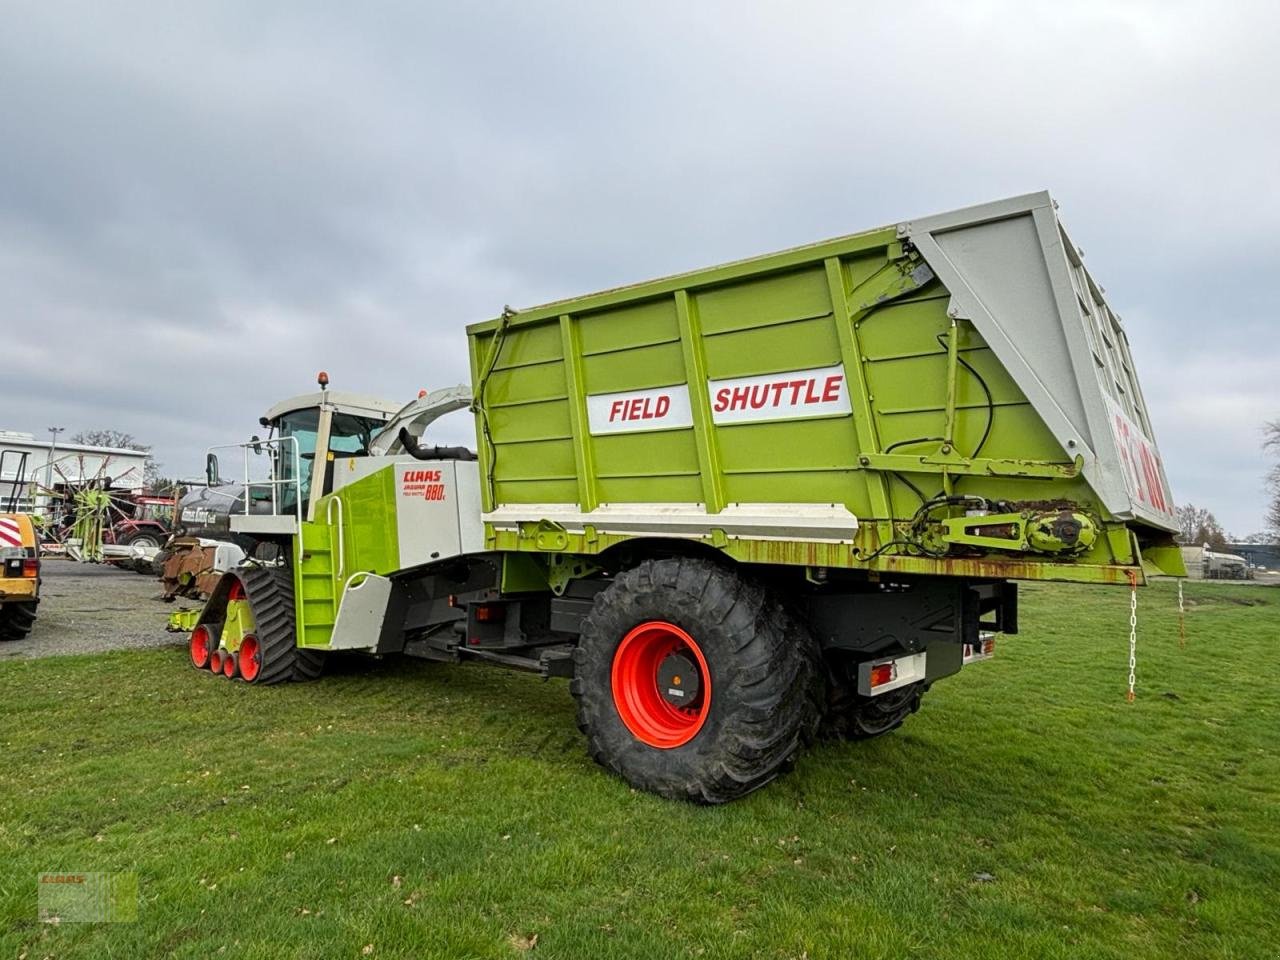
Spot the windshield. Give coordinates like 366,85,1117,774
276,408,385,503
139,502,173,523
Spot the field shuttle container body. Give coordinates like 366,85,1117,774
193,192,1184,802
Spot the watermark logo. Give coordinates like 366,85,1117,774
38,872,138,923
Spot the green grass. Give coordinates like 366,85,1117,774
1,579,1277,959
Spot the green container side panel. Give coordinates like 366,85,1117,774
581,341,687,393
702,315,843,380
485,361,567,408
578,299,681,356
695,266,833,336
487,398,572,443
470,247,1080,518
468,194,1180,581
593,430,701,501
491,319,564,368
494,477,578,505
598,472,704,504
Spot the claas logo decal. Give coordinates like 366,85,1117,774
401,468,447,501
585,365,852,435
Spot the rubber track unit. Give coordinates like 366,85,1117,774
820,676,925,740
237,565,323,684
572,557,822,804
0,601,37,642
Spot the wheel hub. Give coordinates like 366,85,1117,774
656,652,700,708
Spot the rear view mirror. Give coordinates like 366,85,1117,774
205,453,220,486
251,435,263,455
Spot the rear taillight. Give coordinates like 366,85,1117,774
22,558,39,577
869,662,896,688
474,603,505,623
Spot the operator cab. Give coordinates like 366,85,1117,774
259,377,402,517
207,373,475,537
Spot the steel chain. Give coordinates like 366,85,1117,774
1178,579,1186,649
1126,570,1138,702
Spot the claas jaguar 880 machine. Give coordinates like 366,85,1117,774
188,192,1184,802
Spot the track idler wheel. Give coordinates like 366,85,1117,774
189,625,213,670
208,648,225,675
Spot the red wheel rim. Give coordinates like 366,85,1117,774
189,625,212,669
611,621,711,748
227,579,246,601
209,649,223,674
238,635,261,683
223,650,238,678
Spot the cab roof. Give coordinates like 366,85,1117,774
262,391,403,424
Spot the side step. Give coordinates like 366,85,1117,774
446,644,576,679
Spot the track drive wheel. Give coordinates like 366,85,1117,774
572,557,822,804
232,565,323,685
237,635,261,682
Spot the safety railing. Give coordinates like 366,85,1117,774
326,496,345,578
0,450,30,514
205,436,303,523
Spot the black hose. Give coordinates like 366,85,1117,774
935,333,995,459
885,436,944,454
398,428,477,462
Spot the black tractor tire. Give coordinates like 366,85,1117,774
118,530,163,550
0,601,38,642
572,557,822,804
236,565,324,684
820,668,926,740
151,547,173,578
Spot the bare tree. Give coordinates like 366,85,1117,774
1174,502,1228,551
71,430,161,488
71,429,148,452
1238,531,1274,544
1266,419,1280,537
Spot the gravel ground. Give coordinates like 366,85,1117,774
0,558,188,661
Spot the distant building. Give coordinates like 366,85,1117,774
0,430,149,514
1225,542,1280,571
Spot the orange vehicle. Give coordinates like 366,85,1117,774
0,511,40,642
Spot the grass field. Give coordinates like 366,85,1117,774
1,578,1277,959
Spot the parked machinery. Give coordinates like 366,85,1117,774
185,193,1184,802
0,452,40,641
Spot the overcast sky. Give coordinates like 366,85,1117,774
3,1,1277,534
